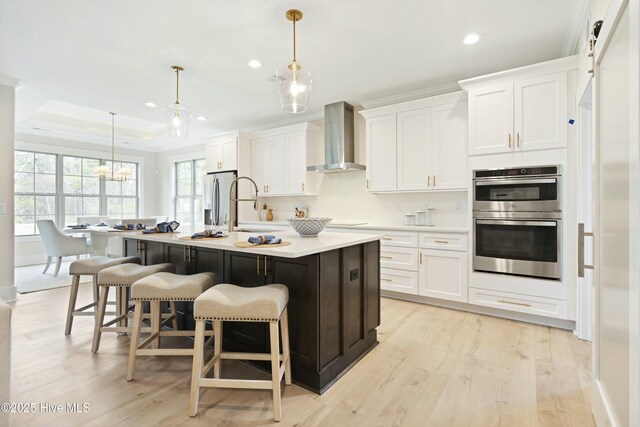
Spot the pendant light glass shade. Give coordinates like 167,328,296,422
277,10,311,114
163,65,191,138
94,112,132,181
276,62,312,113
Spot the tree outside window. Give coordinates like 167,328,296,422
14,151,57,235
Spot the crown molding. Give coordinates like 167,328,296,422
359,82,462,109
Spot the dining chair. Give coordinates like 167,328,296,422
36,220,89,277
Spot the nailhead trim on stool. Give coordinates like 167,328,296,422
91,263,176,354
126,272,217,381
64,256,141,335
189,284,292,422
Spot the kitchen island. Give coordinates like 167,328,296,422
121,228,381,394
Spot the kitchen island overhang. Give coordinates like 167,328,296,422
120,229,382,394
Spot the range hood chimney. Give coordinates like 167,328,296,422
307,101,366,173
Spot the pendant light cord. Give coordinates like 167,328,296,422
175,67,180,106
292,16,297,63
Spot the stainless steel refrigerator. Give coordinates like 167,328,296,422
204,171,237,227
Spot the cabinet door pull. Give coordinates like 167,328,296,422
381,278,392,282
435,240,449,244
366,179,370,189
380,255,393,259
264,256,268,276
183,246,187,262
428,175,431,187
382,236,392,240
433,175,436,187
516,132,521,148
188,246,192,263
578,223,595,277
508,133,512,149
256,256,260,275
263,185,266,193
302,182,305,192
498,299,532,308
420,252,423,264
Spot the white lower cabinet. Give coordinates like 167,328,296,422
380,246,419,271
418,249,468,302
468,288,568,319
380,268,419,294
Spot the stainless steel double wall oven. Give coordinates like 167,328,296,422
472,166,562,280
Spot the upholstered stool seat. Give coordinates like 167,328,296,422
65,256,141,335
189,284,291,422
92,263,176,354
126,272,217,381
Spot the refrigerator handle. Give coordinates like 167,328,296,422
214,178,220,226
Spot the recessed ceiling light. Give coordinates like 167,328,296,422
144,101,157,108
196,116,207,121
464,33,482,45
248,59,262,69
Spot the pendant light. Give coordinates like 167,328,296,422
95,112,132,181
163,65,192,138
275,9,312,113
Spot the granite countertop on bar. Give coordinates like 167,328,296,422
114,226,382,258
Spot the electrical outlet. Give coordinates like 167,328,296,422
456,202,461,211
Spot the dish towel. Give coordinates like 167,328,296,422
143,221,180,234
191,230,227,239
113,223,147,231
248,235,282,245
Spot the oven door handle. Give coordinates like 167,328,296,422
476,219,558,227
474,178,557,186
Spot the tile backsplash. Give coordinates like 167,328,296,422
239,171,468,227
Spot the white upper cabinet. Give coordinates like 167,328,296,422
361,92,468,193
205,132,243,173
366,114,397,192
514,73,567,152
430,101,468,190
397,108,431,191
468,83,514,155
249,123,318,197
461,58,575,156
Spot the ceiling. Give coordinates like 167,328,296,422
0,0,584,152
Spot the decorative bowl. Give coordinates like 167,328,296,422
287,217,333,237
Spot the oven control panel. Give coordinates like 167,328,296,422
474,166,559,179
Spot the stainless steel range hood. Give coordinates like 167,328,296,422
307,101,366,173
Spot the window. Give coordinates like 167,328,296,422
62,156,101,226
175,159,205,227
14,151,57,235
104,160,138,220
14,150,140,235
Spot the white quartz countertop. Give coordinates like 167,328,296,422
107,226,382,258
239,221,469,234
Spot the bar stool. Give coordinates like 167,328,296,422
189,284,291,422
126,272,217,381
92,263,176,354
65,256,141,335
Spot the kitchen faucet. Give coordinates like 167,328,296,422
228,176,259,232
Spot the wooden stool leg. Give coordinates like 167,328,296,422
126,301,144,381
150,300,161,349
280,308,292,385
64,275,81,335
116,287,128,330
269,320,282,422
189,319,206,417
92,276,98,303
213,320,222,379
91,286,110,354
169,301,178,330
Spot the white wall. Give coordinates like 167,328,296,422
0,79,18,301
14,133,161,266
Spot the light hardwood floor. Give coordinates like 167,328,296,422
8,283,594,426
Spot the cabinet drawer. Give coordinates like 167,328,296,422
419,233,467,251
468,288,567,319
377,231,419,247
380,268,418,294
380,247,418,271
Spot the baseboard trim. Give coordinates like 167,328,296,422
381,290,576,330
0,286,17,302
593,379,617,427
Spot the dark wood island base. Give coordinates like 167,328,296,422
123,237,381,394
